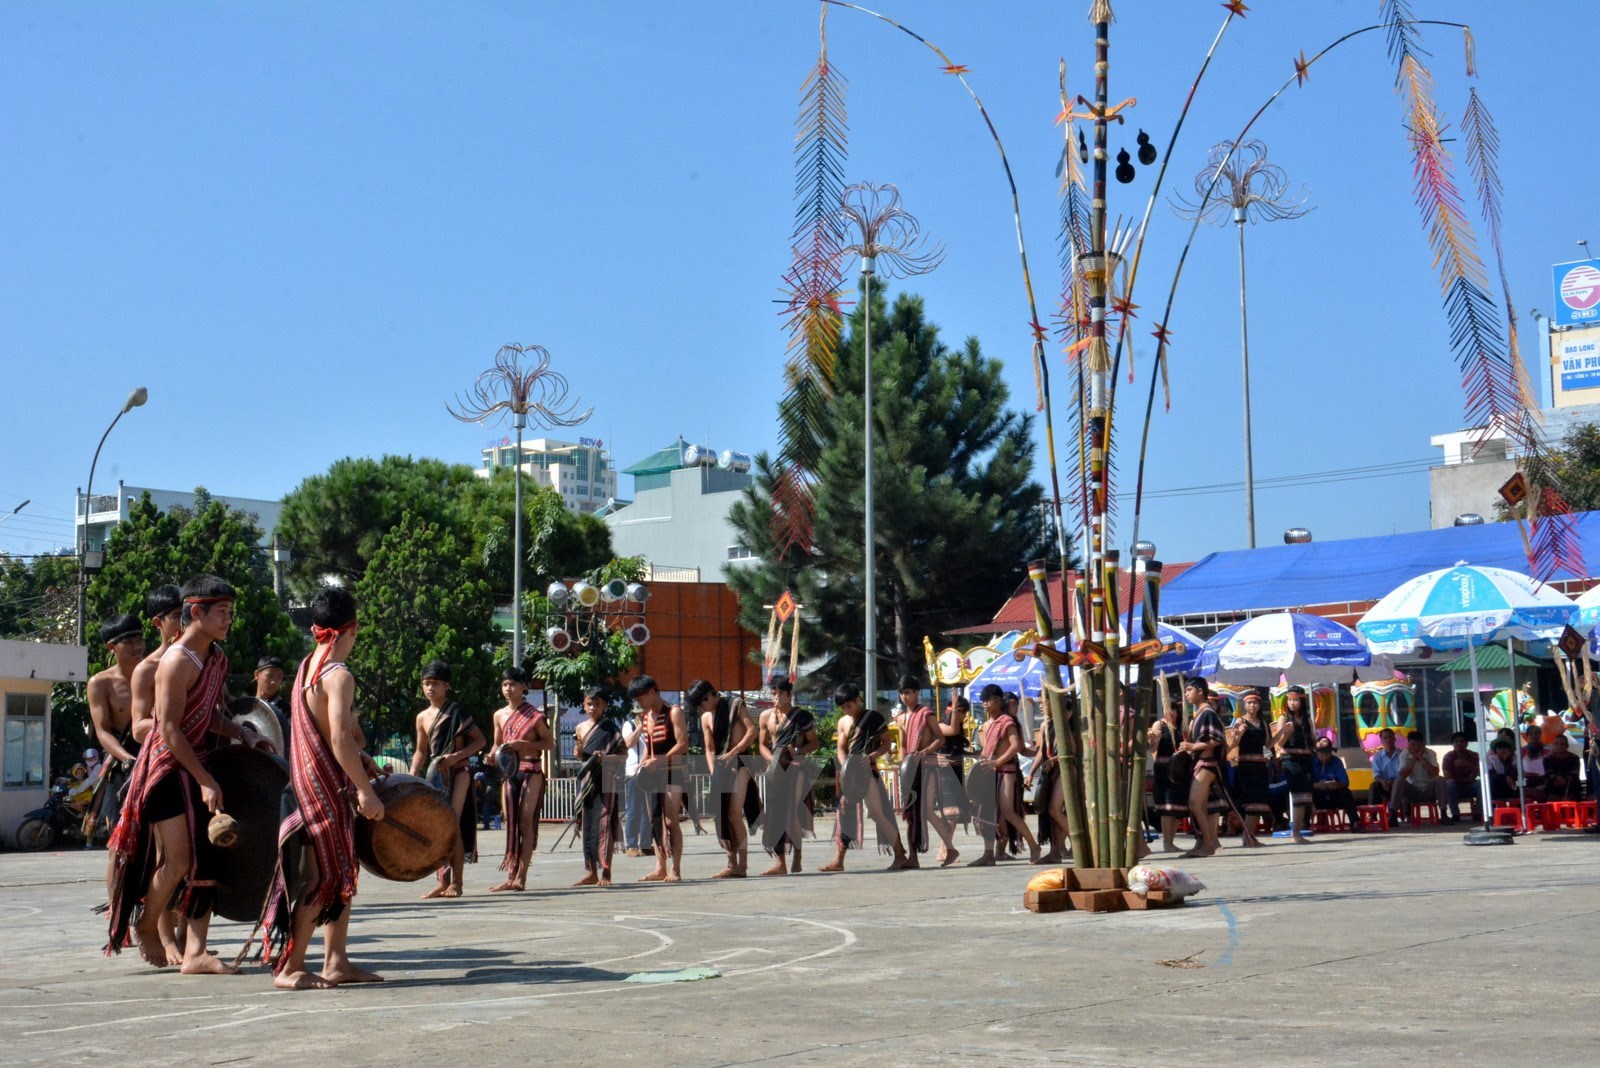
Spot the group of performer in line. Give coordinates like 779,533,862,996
82,576,1153,991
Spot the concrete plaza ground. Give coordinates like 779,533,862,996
1,819,1596,1067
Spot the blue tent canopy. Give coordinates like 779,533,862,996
1160,511,1600,619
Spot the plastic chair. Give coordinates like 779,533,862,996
1312,809,1348,832
1356,805,1390,832
1577,800,1600,828
1407,801,1441,827
1523,802,1559,832
1492,805,1523,830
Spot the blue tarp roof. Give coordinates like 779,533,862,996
1160,512,1600,618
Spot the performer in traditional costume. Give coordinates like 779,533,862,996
1148,698,1185,852
488,668,551,893
1177,677,1236,858
820,684,908,872
894,675,958,868
129,585,183,747
1228,690,1271,846
694,681,761,879
935,694,972,828
106,576,264,971
629,675,688,882
1272,685,1316,845
968,683,1039,866
258,587,386,990
85,614,145,841
757,674,818,876
572,686,626,887
411,660,486,898
1031,699,1074,862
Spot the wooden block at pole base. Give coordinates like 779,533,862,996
1064,866,1129,892
1122,888,1185,910
1067,888,1127,913
1024,888,1072,913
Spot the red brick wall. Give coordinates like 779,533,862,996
626,582,762,693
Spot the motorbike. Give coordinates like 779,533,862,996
14,777,92,851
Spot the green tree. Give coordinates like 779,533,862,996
1506,421,1600,518
729,287,1053,694
460,470,614,606
350,512,499,747
0,553,78,642
276,456,483,597
85,491,302,679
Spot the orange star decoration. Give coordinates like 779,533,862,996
1294,50,1311,87
1151,323,1173,346
941,62,970,76
1222,0,1249,16
1111,296,1140,319
1029,318,1049,342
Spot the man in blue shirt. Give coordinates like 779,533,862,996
1309,738,1363,830
1367,727,1403,808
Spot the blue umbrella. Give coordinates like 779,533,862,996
1196,612,1388,687
964,619,1203,702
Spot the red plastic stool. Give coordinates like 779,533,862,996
1312,809,1348,832
1356,805,1390,832
1551,801,1583,828
1406,801,1441,827
1523,802,1559,831
1492,805,1523,829
1577,800,1600,828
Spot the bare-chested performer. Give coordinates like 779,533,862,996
820,684,909,872
629,675,688,883
259,586,386,990
572,686,626,887
694,681,761,878
967,683,1040,866
757,674,818,876
411,660,487,899
894,675,960,868
106,575,265,971
488,667,551,893
85,614,145,841
129,584,183,747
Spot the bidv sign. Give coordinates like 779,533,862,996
1553,259,1600,326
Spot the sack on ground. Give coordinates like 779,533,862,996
1126,864,1205,900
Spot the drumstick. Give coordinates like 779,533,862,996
376,812,432,846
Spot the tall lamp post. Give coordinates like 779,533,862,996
449,345,591,669
78,387,149,648
835,182,942,706
1175,139,1311,548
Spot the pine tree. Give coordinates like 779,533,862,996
729,287,1054,695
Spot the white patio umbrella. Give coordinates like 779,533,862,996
1195,611,1393,687
1357,563,1577,833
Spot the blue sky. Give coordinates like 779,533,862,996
3,1,1596,570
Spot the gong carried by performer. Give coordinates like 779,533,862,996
355,774,458,881
206,744,290,922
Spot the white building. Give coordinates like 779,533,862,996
1,639,88,845
75,482,282,554
603,438,756,581
475,436,617,517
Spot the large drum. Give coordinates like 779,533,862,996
355,774,457,882
207,745,289,923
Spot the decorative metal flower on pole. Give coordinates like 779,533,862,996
448,344,592,668
1173,139,1312,548
834,181,943,708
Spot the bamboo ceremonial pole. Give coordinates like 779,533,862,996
1102,551,1126,868
1029,561,1090,861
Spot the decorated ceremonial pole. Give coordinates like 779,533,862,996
1125,557,1164,864
1028,560,1091,862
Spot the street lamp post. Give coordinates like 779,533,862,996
448,345,591,669
78,387,148,648
1175,140,1311,548
836,182,942,707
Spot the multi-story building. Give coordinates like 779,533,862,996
475,435,618,516
602,437,756,582
74,482,282,553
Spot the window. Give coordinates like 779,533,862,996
4,692,48,788
727,545,755,561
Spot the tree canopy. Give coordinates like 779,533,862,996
728,287,1052,695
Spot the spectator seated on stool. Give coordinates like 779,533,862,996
1487,739,1520,803
1441,731,1481,822
1367,727,1403,808
1391,730,1449,823
1309,739,1363,831
1520,726,1549,803
1541,734,1584,802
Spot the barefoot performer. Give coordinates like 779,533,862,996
967,684,1040,866
757,674,818,876
129,585,183,747
894,675,958,868
820,684,909,872
259,587,386,990
1030,706,1071,862
629,675,688,883
695,681,761,879
86,614,146,840
1177,678,1230,858
572,686,625,887
488,668,551,892
411,660,486,898
106,575,264,971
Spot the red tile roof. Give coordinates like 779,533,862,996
946,563,1195,636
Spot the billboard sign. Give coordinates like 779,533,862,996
1554,324,1600,396
1553,259,1600,326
